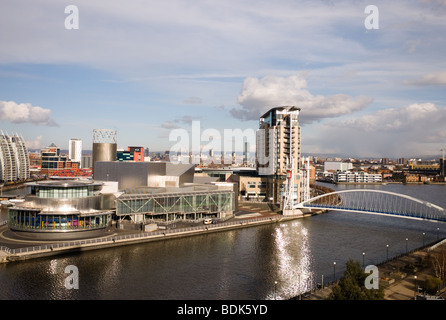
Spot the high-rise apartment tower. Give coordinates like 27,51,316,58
69,138,82,167
0,132,30,182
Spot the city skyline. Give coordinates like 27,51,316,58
1,1,446,158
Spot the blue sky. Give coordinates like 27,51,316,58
1,0,446,158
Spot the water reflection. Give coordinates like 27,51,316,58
0,184,445,300
269,221,312,300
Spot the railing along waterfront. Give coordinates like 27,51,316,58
4,216,279,256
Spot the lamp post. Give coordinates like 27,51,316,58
386,244,389,261
274,281,277,300
406,238,408,254
333,262,336,282
437,227,440,241
362,252,365,268
422,232,425,247
414,275,417,299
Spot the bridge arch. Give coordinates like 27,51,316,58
297,189,446,222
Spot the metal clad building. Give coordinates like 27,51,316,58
92,129,117,176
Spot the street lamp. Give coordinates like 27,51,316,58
274,281,278,300
386,244,389,260
333,261,336,282
422,232,425,247
414,275,418,299
406,238,408,254
437,227,440,241
362,252,365,268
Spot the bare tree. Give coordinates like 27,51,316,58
431,248,446,280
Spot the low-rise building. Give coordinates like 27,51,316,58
333,171,382,183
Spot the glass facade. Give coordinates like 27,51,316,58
8,180,112,233
116,191,234,221
30,185,94,198
8,209,110,232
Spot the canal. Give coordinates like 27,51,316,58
0,183,445,300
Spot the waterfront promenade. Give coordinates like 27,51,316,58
2,201,445,301
0,202,303,263
301,240,446,300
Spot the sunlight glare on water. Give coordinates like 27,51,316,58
269,221,313,300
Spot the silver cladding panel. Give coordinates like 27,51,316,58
94,161,150,190
94,161,195,190
92,142,117,174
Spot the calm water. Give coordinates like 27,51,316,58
0,183,445,300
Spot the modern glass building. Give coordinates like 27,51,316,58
116,185,235,223
8,180,114,239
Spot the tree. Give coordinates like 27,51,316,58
329,259,384,300
431,248,446,281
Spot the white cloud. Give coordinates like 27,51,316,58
25,135,43,149
183,97,203,104
231,75,372,123
311,102,446,157
0,101,58,126
404,71,446,86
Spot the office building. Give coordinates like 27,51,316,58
0,132,30,182
40,144,80,175
324,161,353,172
81,154,93,168
68,139,82,166
333,172,382,183
117,146,144,162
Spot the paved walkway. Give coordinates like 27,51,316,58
302,241,446,300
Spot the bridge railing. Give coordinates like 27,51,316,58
298,189,446,222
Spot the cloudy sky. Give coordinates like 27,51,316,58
1,0,445,158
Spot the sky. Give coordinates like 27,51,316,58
1,0,446,159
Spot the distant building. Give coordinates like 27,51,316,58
324,161,353,172
440,157,445,177
333,171,382,183
117,146,144,162
40,144,80,175
0,132,30,182
81,154,93,168
68,139,82,166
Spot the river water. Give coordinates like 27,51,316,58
0,183,445,300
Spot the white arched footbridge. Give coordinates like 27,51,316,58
296,189,446,222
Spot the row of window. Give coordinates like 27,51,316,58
8,209,110,231
117,193,234,215
31,186,95,198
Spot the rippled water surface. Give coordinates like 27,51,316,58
0,183,445,299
